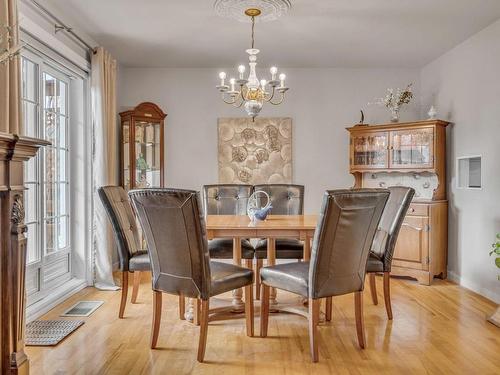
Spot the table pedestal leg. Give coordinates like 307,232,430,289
232,237,245,312
185,298,194,322
267,237,278,308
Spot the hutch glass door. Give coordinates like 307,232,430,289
390,128,434,169
351,132,389,169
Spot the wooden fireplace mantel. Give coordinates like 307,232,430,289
0,132,49,375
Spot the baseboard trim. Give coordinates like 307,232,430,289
26,278,88,322
448,271,500,304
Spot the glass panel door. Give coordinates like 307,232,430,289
350,132,389,169
134,121,161,188
390,128,434,169
22,53,72,304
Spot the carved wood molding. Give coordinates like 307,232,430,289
0,133,47,375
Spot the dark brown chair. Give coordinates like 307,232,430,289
202,184,255,268
129,188,254,362
98,186,152,318
260,189,389,362
253,184,305,298
366,186,415,320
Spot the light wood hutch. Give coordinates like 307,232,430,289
119,102,166,190
347,120,449,285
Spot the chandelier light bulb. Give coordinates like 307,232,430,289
238,64,246,79
279,73,286,87
270,66,278,80
260,79,267,88
229,78,236,91
219,71,226,86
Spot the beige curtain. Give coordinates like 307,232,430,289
0,0,22,134
91,47,119,290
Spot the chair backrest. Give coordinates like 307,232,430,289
98,186,142,271
128,188,211,299
370,186,415,271
253,184,304,215
309,189,389,298
202,184,253,215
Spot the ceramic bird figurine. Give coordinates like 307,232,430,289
254,205,273,221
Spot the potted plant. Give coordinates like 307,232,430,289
488,234,500,326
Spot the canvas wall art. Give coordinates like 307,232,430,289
218,117,292,184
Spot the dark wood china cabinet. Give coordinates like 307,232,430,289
119,102,166,190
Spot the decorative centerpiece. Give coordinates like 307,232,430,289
247,190,272,223
371,83,413,122
488,234,500,327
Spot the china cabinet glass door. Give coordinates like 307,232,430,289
351,132,389,169
390,128,434,169
133,121,161,188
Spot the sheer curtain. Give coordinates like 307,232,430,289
0,0,22,134
91,47,119,290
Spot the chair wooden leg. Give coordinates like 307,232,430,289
325,297,332,322
197,299,210,363
119,271,129,318
150,291,162,349
369,273,378,305
131,271,141,304
244,285,254,337
255,259,263,300
354,291,366,349
179,295,185,320
308,298,320,362
244,259,253,269
383,272,393,320
194,298,201,326
260,285,270,337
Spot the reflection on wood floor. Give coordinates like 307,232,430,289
26,273,500,375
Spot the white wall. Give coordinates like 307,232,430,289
118,68,419,213
421,19,500,303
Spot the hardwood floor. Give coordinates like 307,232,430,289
26,274,500,374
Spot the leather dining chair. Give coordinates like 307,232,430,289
366,186,415,320
260,189,389,362
128,188,254,362
98,186,153,318
253,184,305,299
202,184,255,268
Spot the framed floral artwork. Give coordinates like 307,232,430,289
218,117,292,184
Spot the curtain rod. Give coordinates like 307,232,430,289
28,0,97,54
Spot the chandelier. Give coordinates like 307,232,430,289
215,6,290,119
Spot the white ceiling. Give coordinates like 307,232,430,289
43,0,500,68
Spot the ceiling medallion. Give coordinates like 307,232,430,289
215,4,290,119
214,0,292,23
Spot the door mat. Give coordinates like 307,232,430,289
26,320,84,346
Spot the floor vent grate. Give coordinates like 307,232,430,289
60,300,104,317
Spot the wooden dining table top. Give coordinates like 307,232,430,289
205,214,318,230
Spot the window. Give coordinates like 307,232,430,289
457,156,482,189
22,51,72,303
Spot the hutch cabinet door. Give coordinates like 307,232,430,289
350,131,389,170
392,216,429,271
389,128,434,169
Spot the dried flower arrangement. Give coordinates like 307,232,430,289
371,83,413,122
0,24,22,65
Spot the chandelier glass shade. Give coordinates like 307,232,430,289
216,8,289,119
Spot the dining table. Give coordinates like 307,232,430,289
185,214,318,322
